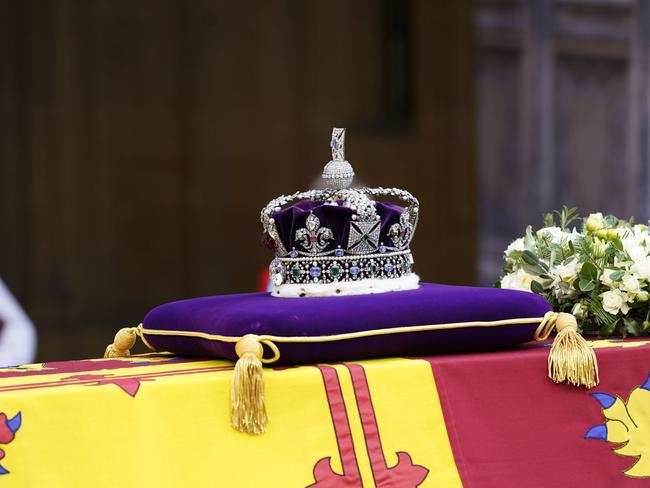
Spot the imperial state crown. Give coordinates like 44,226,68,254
261,128,420,297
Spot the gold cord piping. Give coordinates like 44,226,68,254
139,315,548,364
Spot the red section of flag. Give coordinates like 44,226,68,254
423,341,650,488
310,365,361,487
309,365,428,488
345,364,429,487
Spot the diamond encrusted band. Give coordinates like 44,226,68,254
269,250,414,286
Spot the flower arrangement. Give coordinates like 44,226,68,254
499,207,650,337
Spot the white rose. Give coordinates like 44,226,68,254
601,289,630,315
585,212,604,232
501,268,535,293
637,291,650,302
632,256,650,280
621,299,630,314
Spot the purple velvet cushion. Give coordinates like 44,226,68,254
141,283,551,365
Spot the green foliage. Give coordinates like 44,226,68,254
530,280,545,294
543,206,579,230
556,206,580,230
498,208,650,337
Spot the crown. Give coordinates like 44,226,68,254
261,128,420,297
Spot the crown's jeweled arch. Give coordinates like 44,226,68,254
261,128,420,296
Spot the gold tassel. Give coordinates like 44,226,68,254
536,312,599,388
104,327,138,358
548,313,599,388
231,334,268,435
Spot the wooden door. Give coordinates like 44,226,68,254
477,0,650,283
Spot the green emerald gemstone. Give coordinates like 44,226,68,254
369,263,378,275
291,266,304,280
361,234,369,242
329,264,342,278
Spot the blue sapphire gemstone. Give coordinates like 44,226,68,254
350,266,360,276
289,249,298,258
379,245,387,254
309,266,322,278
335,248,344,257
384,263,394,273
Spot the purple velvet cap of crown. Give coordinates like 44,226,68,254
141,283,552,365
272,200,404,253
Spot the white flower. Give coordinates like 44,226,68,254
631,256,650,280
501,268,535,293
601,289,630,315
505,237,525,253
549,260,580,300
502,212,650,324
569,227,582,241
504,238,526,262
621,273,642,295
621,233,648,261
552,260,580,284
571,302,589,320
585,212,604,232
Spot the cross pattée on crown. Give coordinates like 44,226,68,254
330,128,346,161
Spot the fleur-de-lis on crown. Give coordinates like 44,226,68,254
295,212,334,254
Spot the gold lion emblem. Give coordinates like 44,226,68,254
585,374,650,478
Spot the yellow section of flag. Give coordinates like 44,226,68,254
0,354,461,487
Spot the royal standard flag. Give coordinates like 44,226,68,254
0,339,647,487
